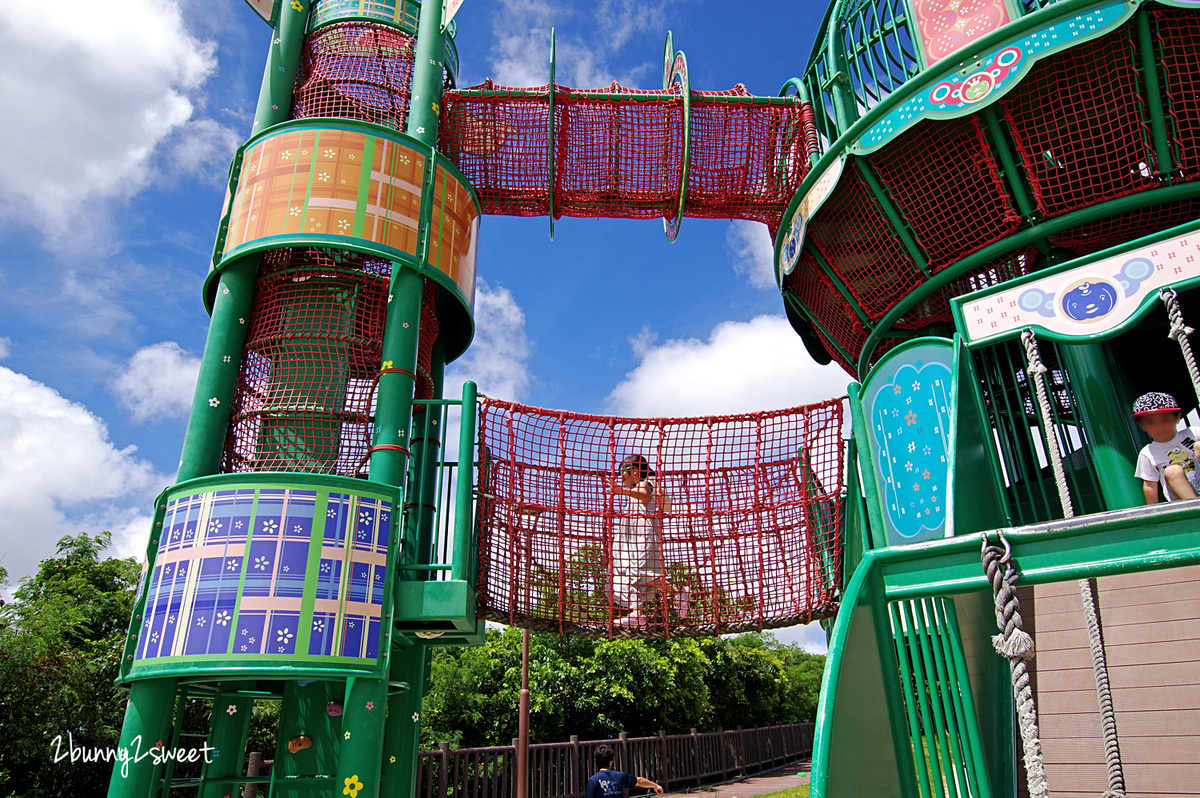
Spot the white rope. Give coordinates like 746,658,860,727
982,535,1048,798
1018,329,1125,797
1161,287,1200,405
1020,329,1074,518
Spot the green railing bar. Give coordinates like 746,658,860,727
857,179,1200,373
870,582,922,798
899,600,948,797
980,106,1036,221
779,0,1130,231
159,688,190,795
888,602,936,798
1136,8,1175,183
395,563,452,571
904,600,953,797
999,342,1056,522
855,157,931,276
848,382,888,548
452,380,477,583
935,599,993,798
915,599,969,798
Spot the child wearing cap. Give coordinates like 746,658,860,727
1132,391,1200,503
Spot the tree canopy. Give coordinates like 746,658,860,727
420,627,826,749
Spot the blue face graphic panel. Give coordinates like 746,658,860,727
861,340,954,547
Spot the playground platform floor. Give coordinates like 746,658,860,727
665,760,811,797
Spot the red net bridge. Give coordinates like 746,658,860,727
475,397,847,638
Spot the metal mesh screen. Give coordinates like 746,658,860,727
292,21,416,131
475,397,847,638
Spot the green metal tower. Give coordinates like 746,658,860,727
108,1,481,796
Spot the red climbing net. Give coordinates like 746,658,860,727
223,248,440,476
439,82,811,236
475,397,846,638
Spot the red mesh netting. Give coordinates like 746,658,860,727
868,116,1021,273
438,82,812,232
438,83,552,216
223,247,391,475
475,397,846,638
999,24,1158,219
1047,196,1200,256
785,250,868,354
1155,7,1200,182
292,22,416,131
806,161,923,319
222,249,441,475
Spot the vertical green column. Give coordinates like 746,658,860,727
252,0,311,136
107,677,179,798
1059,343,1143,510
178,260,257,482
199,683,254,798
381,646,429,798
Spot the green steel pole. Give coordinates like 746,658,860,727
1136,9,1174,183
177,259,257,482
1058,343,1143,510
106,677,179,798
199,684,254,798
405,0,447,142
251,0,311,136
452,380,478,583
381,646,429,798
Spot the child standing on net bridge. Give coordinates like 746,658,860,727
585,744,663,798
610,454,688,627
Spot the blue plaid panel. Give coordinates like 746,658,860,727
341,614,367,658
203,489,255,545
308,612,338,656
324,493,352,545
353,498,391,553
267,611,302,655
234,610,267,655
316,558,342,601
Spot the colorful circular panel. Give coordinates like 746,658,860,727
127,476,396,679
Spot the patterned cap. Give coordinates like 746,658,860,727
1132,392,1181,416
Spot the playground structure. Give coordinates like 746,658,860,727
107,0,1200,796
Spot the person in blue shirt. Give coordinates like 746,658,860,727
584,744,664,798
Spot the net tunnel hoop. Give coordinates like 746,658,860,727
474,396,847,639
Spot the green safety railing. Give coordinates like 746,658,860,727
972,338,1106,526
394,380,478,584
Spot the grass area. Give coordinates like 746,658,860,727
755,786,810,798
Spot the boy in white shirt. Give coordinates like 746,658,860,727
1133,391,1200,503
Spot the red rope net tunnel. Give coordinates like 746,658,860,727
475,397,847,639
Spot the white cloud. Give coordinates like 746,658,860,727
112,341,202,422
446,281,532,402
0,338,11,360
488,0,666,88
0,0,231,248
769,622,829,655
726,221,778,291
606,315,851,417
0,367,168,587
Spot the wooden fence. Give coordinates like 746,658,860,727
414,723,813,798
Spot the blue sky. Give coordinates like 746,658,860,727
0,0,846,649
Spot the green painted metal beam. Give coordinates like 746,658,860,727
251,0,310,135
854,157,931,276
1136,8,1175,183
106,678,179,798
878,501,1200,601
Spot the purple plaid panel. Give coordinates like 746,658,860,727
347,559,372,603
340,614,367,658
163,494,201,552
137,564,166,660
274,540,308,597
353,498,390,553
203,489,254,545
309,612,337,656
324,493,351,545
316,558,342,601
371,562,387,605
267,611,302,655
234,611,267,655
365,617,381,659
182,557,236,655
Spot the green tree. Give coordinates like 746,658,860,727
0,532,141,798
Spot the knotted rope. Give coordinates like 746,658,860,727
1018,328,1126,798
1161,287,1200,404
982,534,1047,798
